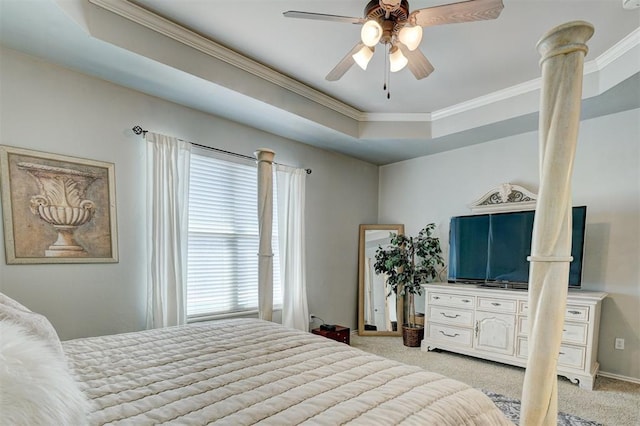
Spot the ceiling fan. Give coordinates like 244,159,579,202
283,0,504,84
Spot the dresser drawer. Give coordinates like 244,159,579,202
428,324,473,347
519,302,589,322
518,300,529,314
558,345,585,370
428,306,474,327
477,297,517,313
428,292,474,308
517,317,588,345
558,345,587,369
565,306,590,322
516,338,586,370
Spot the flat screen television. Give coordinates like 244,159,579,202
447,206,587,288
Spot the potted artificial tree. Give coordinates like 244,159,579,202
373,223,445,347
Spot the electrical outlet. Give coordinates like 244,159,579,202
615,338,625,350
309,314,315,322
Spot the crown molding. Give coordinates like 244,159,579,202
88,0,365,121
589,26,639,72
431,78,542,121
89,0,638,126
432,27,640,121
361,112,432,122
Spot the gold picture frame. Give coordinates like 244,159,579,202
0,145,118,264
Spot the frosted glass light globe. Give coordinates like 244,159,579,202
398,25,423,51
389,46,408,72
352,46,375,70
361,20,382,47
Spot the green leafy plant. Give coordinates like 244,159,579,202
373,223,445,328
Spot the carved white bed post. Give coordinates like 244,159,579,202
255,148,275,321
521,21,594,425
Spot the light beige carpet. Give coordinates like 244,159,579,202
350,335,640,426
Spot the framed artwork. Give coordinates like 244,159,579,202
0,145,118,264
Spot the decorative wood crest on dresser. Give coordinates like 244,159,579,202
469,183,537,214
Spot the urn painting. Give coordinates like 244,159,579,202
0,146,118,264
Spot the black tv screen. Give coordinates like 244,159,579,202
448,206,586,288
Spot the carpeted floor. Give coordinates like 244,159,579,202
350,334,640,425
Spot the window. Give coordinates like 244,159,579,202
186,149,281,319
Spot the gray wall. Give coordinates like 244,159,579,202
378,108,640,381
0,47,378,338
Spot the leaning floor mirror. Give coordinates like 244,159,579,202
358,224,404,336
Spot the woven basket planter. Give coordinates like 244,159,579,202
402,325,424,347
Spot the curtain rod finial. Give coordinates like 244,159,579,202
132,125,147,136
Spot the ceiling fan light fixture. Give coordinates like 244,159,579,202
361,19,382,47
622,0,640,9
398,25,423,51
389,46,408,72
353,46,375,70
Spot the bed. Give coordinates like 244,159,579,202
1,294,512,425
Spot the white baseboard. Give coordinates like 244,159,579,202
598,370,640,385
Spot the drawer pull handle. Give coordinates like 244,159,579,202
491,302,501,306
559,352,565,355
439,331,460,338
568,310,580,315
441,313,461,319
462,299,471,303
433,296,441,300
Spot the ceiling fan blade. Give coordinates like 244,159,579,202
283,11,365,24
397,43,434,80
410,0,504,27
326,42,365,81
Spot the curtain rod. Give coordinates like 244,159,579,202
132,126,311,174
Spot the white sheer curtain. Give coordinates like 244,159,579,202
276,165,309,331
145,132,191,329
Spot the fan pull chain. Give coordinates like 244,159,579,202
387,76,391,99
383,43,388,92
384,44,391,99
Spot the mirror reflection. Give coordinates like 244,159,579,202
358,224,404,336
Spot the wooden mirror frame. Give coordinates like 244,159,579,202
358,224,405,336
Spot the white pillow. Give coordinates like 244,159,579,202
0,293,64,360
0,321,91,426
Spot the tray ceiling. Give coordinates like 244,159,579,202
1,0,638,164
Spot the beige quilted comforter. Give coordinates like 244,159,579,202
63,318,511,425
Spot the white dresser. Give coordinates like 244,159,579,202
422,283,607,390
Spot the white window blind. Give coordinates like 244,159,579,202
186,150,281,319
